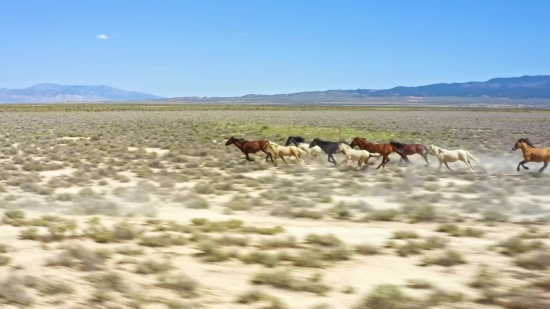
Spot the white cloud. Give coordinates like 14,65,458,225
96,34,109,39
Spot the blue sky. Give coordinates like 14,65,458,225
1,1,549,97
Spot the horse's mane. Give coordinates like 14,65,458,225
390,141,406,148
234,137,247,142
519,138,536,148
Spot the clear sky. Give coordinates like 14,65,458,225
1,1,549,97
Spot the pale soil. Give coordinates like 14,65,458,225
0,109,549,309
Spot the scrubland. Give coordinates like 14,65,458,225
0,105,550,309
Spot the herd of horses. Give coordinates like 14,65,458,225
225,136,550,173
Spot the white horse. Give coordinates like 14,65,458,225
264,141,306,165
428,145,478,172
296,142,324,158
336,143,381,170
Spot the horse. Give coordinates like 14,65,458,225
336,143,381,170
264,141,306,165
298,143,324,158
284,136,324,158
349,137,410,169
390,141,430,165
285,136,306,147
428,145,477,172
225,136,273,162
512,138,550,173
309,138,346,166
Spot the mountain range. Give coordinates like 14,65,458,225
1,75,550,103
0,83,163,103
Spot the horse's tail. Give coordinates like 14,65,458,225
392,147,410,164
466,151,478,162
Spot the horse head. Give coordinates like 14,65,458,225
350,137,360,149
513,138,535,151
225,136,235,146
309,138,319,149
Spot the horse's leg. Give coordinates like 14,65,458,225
521,162,529,170
329,154,337,166
280,156,288,165
245,153,254,161
376,156,387,169
444,161,453,171
294,153,304,165
422,153,430,165
383,157,391,168
517,160,527,172
263,150,273,162
467,160,475,171
539,161,548,173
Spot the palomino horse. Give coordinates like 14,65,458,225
350,137,410,169
309,138,346,166
284,136,324,157
225,136,273,162
512,138,550,173
428,145,477,172
336,143,381,170
264,141,306,165
390,141,430,165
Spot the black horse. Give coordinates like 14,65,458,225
309,138,346,166
285,136,306,147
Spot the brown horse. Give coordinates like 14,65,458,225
350,137,410,169
390,141,430,165
225,136,273,162
513,138,550,173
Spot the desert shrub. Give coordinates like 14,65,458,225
139,233,187,247
186,194,210,209
2,209,26,226
0,244,9,254
369,209,399,221
514,252,550,270
196,240,230,262
405,205,437,223
36,279,74,295
406,279,433,289
135,259,173,274
0,274,33,306
392,230,419,239
422,250,466,267
469,265,499,289
236,289,269,304
288,250,325,268
354,284,412,309
0,255,11,266
115,246,144,256
259,236,298,250
157,273,199,297
251,269,330,295
46,244,109,271
436,223,484,237
498,237,542,256
241,251,281,268
87,271,130,293
396,241,424,257
483,211,507,223
355,243,381,255
305,233,343,247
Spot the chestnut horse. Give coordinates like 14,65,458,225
350,137,410,169
390,141,430,165
513,138,550,173
225,136,273,162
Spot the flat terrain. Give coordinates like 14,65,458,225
0,105,550,309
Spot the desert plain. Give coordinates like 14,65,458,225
0,104,549,309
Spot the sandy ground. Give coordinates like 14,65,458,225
1,109,550,309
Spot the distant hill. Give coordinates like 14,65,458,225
166,75,550,103
0,83,163,103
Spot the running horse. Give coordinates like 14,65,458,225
512,138,550,173
390,141,430,165
309,138,346,166
285,136,306,147
225,136,274,162
350,137,410,169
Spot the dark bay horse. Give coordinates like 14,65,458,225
390,141,430,165
350,137,410,169
285,136,306,147
225,136,274,162
513,138,550,173
309,138,346,166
